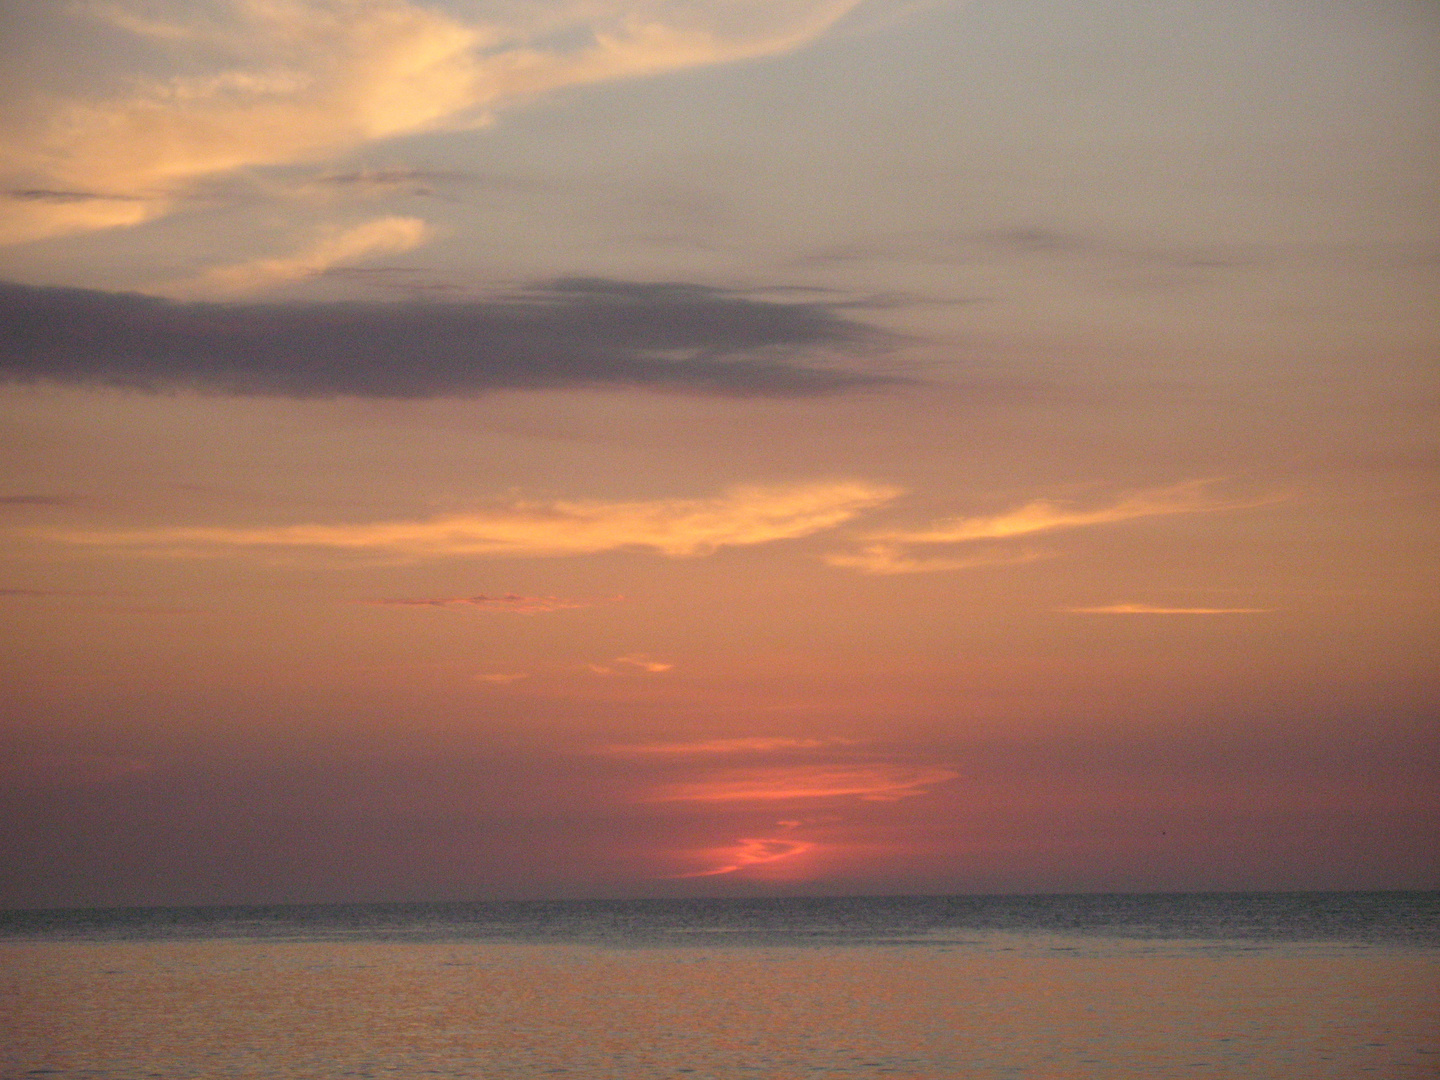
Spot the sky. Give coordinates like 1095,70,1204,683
0,0,1436,907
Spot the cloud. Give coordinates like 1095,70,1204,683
0,0,866,244
158,216,432,298
826,480,1281,574
823,544,1050,575
0,277,896,398
1062,603,1273,615
676,835,815,877
600,736,855,756
589,653,674,675
369,592,595,613
36,480,900,562
868,480,1263,544
647,764,957,803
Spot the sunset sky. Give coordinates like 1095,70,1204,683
1,0,1436,907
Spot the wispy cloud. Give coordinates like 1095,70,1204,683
600,736,855,756
827,480,1281,574
370,593,597,613
868,480,1262,544
158,216,431,298
37,480,900,561
1062,603,1273,615
0,278,896,398
589,653,674,675
823,544,1049,575
676,835,815,877
0,0,866,244
647,765,957,803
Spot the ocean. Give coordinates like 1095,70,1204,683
2,893,1436,1079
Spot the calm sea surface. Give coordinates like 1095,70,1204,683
2,893,1436,1079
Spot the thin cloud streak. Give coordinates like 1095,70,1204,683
1063,604,1274,615
647,765,958,803
157,216,432,298
824,544,1049,575
826,480,1284,574
599,737,855,756
867,480,1270,544
369,593,597,613
676,836,815,877
0,278,897,398
588,654,674,675
37,481,901,561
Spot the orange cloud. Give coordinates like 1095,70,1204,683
676,835,816,878
827,480,1284,574
1,0,866,245
38,480,900,560
869,480,1269,545
823,544,1049,575
647,765,957,803
599,736,855,756
156,216,431,298
588,653,673,675
1062,603,1273,615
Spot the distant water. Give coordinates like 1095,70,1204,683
3,893,1437,1079
3,890,1437,947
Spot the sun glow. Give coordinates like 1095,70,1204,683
677,835,817,878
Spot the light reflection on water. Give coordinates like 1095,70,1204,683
2,897,1437,1079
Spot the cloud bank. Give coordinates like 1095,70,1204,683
0,0,866,244
0,277,895,398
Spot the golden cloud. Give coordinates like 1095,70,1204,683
1,0,866,245
827,480,1284,574
157,216,432,298
40,480,901,560
867,480,1265,545
823,544,1050,575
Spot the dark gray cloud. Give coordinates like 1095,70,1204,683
0,278,899,398
5,188,148,203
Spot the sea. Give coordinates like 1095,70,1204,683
2,892,1436,1079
